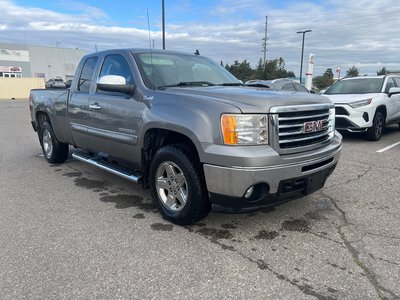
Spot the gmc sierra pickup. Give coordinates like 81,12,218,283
30,49,342,225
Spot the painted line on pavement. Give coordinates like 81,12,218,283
376,141,400,153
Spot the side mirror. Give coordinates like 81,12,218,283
97,75,134,95
388,87,400,97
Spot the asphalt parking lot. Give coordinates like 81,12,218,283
0,100,399,299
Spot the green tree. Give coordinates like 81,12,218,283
225,60,253,82
346,66,359,77
313,68,334,89
225,57,296,82
377,67,387,75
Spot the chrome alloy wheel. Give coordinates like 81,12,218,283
155,161,188,212
42,129,53,159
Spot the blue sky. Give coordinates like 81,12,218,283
1,0,399,76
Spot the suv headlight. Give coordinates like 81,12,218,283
348,98,372,108
221,114,268,145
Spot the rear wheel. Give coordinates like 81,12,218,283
366,111,385,141
149,144,211,225
40,122,69,163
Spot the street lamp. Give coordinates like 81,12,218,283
162,0,165,49
296,30,312,84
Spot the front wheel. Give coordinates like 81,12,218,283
366,111,385,141
40,121,69,163
149,145,211,225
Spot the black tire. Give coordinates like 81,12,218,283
366,111,385,141
149,144,211,225
39,121,69,163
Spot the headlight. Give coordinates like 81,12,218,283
221,114,268,145
348,98,372,108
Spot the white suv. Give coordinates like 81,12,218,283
324,75,400,140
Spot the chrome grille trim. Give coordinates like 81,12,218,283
278,112,330,121
269,104,335,154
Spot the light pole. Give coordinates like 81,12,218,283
297,30,312,84
162,0,165,49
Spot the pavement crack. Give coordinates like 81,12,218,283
322,191,398,300
341,164,372,186
325,164,372,189
351,160,400,172
366,232,400,240
308,231,346,247
186,227,336,299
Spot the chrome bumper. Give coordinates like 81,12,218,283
203,143,341,197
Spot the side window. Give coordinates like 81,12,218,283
385,78,395,93
282,83,296,91
78,57,98,92
294,83,309,93
99,55,134,85
393,77,400,87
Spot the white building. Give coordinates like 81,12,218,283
0,43,86,81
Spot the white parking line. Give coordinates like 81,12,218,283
376,141,400,153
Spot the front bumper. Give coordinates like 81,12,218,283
203,136,341,210
335,104,373,131
209,163,337,212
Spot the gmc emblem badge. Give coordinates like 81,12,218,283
303,120,323,133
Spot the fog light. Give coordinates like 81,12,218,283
244,186,254,199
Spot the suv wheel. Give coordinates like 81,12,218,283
366,111,385,141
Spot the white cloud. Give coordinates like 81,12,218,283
0,0,399,75
58,1,110,20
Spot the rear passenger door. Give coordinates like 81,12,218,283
68,56,98,148
392,77,400,122
85,53,145,164
384,77,400,123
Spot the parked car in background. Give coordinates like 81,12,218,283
245,78,311,93
324,75,400,140
65,79,72,88
46,78,66,89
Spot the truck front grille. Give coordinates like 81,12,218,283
270,104,335,154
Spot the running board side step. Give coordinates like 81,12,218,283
72,151,142,184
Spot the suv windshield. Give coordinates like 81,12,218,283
325,78,384,94
133,52,241,89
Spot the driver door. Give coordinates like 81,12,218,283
84,53,145,164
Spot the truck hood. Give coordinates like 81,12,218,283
324,93,381,104
163,86,332,113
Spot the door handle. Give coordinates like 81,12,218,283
89,103,102,110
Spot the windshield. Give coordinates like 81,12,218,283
325,78,384,94
134,52,241,89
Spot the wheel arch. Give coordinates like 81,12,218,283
35,110,51,136
141,128,201,189
375,105,387,121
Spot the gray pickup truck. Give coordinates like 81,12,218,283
30,49,342,225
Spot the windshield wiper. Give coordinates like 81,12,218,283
158,81,216,89
216,82,244,86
